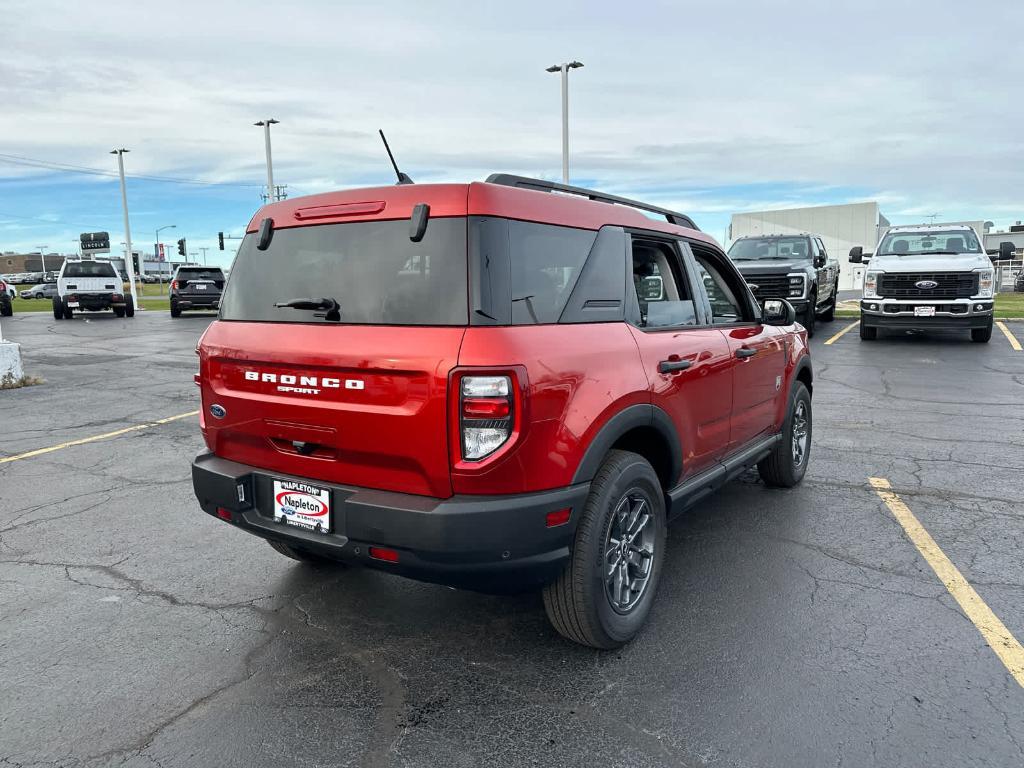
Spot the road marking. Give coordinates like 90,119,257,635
869,477,1024,688
824,320,859,345
996,321,1022,351
0,410,199,465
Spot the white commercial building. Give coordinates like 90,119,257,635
729,202,890,291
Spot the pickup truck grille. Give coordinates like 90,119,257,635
743,274,791,298
877,272,978,299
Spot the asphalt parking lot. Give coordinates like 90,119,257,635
1,311,1023,768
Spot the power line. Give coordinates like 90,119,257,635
0,210,105,230
0,152,266,188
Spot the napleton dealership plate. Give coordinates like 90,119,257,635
272,479,331,533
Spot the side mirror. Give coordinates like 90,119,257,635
994,241,1016,261
849,246,863,264
762,298,796,326
814,255,826,268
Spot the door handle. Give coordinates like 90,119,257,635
658,358,692,374
735,348,757,359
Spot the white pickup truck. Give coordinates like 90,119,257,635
850,224,1016,343
53,259,134,320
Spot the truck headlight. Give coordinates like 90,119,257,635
976,269,994,298
863,271,881,298
787,275,805,298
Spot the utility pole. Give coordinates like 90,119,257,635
255,119,280,202
545,61,584,184
199,247,209,265
111,149,140,309
36,245,48,275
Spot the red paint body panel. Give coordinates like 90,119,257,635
451,325,649,495
198,321,465,498
722,325,790,450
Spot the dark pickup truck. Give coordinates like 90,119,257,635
727,234,839,337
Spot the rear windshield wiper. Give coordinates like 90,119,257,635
274,297,342,321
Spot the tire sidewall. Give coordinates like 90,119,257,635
784,382,812,483
584,456,666,645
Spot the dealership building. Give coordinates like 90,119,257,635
726,203,1023,291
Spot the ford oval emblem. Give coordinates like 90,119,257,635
915,280,939,290
210,404,227,419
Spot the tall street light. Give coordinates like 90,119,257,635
254,119,280,203
36,245,48,275
111,148,140,309
155,224,176,293
545,61,584,184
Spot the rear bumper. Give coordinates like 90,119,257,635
66,293,125,311
173,294,221,309
191,451,588,592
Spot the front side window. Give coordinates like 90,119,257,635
728,237,810,262
220,218,468,325
630,240,697,328
692,249,749,324
878,229,982,255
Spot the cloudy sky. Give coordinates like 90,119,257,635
1,0,1021,266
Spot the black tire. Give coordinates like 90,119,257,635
267,539,342,565
543,450,666,649
0,298,11,317
124,295,135,318
62,297,73,320
113,306,126,318
819,292,836,322
801,296,816,337
34,292,44,300
52,297,63,320
170,300,181,318
859,322,877,340
758,381,812,488
971,324,993,343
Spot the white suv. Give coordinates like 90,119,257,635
850,224,1015,343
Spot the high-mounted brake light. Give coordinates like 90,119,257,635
460,375,514,461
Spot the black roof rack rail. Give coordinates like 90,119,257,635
485,173,699,231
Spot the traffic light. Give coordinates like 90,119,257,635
177,238,186,257
218,232,225,251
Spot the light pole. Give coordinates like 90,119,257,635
111,149,140,309
199,247,209,265
545,61,583,184
254,119,280,203
36,245,48,275
155,224,176,294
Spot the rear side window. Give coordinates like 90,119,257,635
64,261,117,278
509,221,596,324
220,218,467,325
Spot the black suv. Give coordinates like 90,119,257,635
170,266,225,317
727,234,840,337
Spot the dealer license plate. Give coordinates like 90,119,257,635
272,479,331,533
914,306,936,317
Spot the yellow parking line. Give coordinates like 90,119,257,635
996,321,1022,351
824,320,859,345
0,410,198,465
869,477,1024,688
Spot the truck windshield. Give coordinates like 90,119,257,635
878,230,982,255
64,261,118,278
728,237,810,261
220,218,468,325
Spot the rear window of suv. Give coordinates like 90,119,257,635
63,261,118,278
220,218,467,325
176,268,225,283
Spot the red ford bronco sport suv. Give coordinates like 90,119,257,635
192,175,812,648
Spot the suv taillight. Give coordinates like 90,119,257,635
171,280,178,290
459,375,513,461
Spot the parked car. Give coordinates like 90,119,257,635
191,174,814,649
20,283,59,300
0,279,12,316
169,266,225,317
851,224,1016,342
141,273,160,284
727,234,839,337
53,258,134,320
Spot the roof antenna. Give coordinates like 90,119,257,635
379,129,414,185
